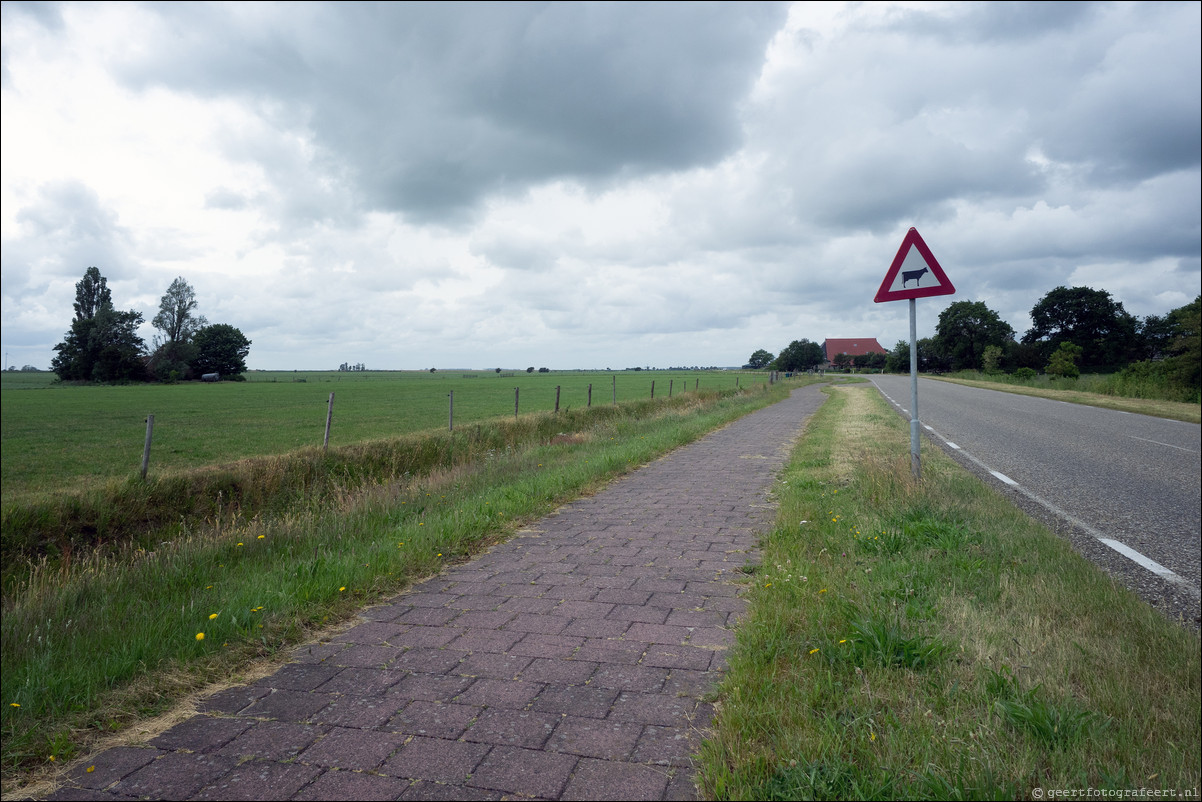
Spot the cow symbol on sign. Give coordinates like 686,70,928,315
902,266,928,287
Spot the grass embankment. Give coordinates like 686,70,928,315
699,384,1201,800
931,372,1201,423
0,379,802,791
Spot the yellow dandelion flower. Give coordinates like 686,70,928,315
196,632,205,641
87,766,95,773
839,639,847,644
48,755,55,762
9,703,19,708
209,613,218,620
437,553,443,557
205,585,213,589
339,586,346,592
870,732,877,742
819,588,827,594
257,535,265,540
809,648,819,654
236,542,244,547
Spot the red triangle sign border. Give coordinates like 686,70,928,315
874,227,955,303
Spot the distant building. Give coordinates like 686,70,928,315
823,338,887,369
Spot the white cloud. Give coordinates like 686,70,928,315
2,1,1198,372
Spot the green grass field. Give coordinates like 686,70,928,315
1,369,757,506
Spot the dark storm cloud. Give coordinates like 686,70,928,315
114,2,789,224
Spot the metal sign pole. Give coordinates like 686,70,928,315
909,297,921,479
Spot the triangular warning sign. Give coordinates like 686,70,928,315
874,227,955,302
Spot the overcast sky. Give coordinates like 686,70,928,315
2,1,1199,371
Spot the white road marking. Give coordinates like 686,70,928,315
1098,539,1181,580
1127,435,1196,453
990,470,1018,486
868,378,1200,599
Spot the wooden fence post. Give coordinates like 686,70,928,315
141,414,154,480
515,387,519,418
650,380,655,399
448,390,454,432
587,383,592,407
669,379,673,397
612,374,616,405
324,392,334,452
555,385,561,413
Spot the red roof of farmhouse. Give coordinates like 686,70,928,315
823,338,888,358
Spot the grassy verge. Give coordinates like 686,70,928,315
930,373,1200,423
698,384,1201,800
0,379,804,792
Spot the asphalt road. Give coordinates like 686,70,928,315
869,375,1201,625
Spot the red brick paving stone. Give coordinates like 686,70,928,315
331,620,410,643
496,597,559,614
386,700,480,739
687,626,737,650
572,638,647,665
395,605,464,626
560,757,670,801
195,684,269,714
314,666,406,695
662,668,718,698
67,746,162,789
379,736,492,783
256,662,343,691
463,707,561,748
217,721,328,761
632,724,699,766
242,689,334,723
149,715,252,752
551,600,614,619
309,692,405,729
531,684,620,719
453,677,543,709
287,640,349,664
641,643,713,671
392,646,464,674
297,726,407,771
445,628,526,653
504,611,570,633
609,692,697,727
518,656,598,685
359,601,412,622
452,651,533,678
625,622,694,644
664,609,728,627
560,618,629,638
545,584,602,601
467,745,578,798
293,769,412,801
508,632,585,659
604,604,671,624
453,610,517,629
399,780,503,800
588,664,668,693
110,752,237,799
331,643,403,668
389,671,476,701
192,761,322,801
664,767,701,801
545,716,643,760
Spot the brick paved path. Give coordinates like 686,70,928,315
47,386,826,801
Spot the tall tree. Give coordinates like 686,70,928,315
746,349,774,369
1022,286,1138,369
192,324,251,378
934,300,1016,371
73,266,112,321
51,268,146,382
149,277,207,380
774,339,824,371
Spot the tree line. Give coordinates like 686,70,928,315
50,267,251,383
748,286,1200,398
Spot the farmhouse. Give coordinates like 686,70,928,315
823,337,888,369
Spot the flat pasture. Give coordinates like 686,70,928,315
0,369,759,505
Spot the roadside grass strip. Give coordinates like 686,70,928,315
1,380,805,790
698,384,1201,800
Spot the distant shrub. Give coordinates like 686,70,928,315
1013,367,1038,380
